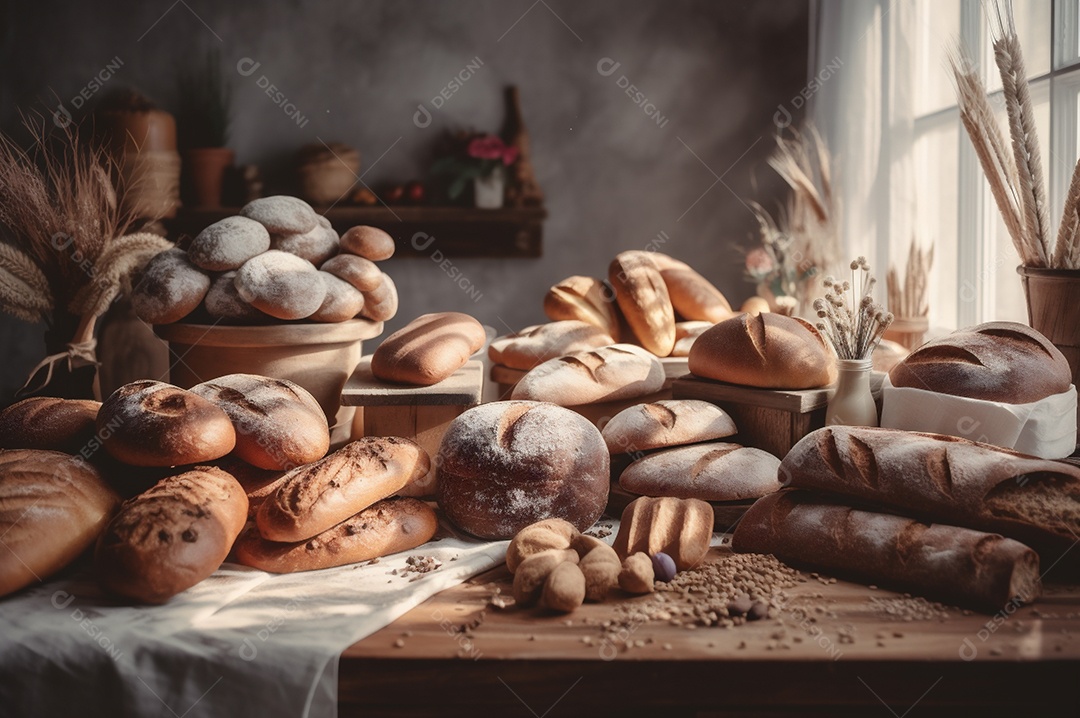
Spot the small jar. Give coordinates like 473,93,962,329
825,358,878,427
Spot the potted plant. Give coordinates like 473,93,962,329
176,49,233,208
431,133,518,208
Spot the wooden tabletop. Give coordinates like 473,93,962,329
341,546,1080,717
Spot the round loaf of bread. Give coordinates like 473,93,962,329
320,253,382,292
189,374,329,470
0,397,101,454
131,247,210,324
888,321,1071,403
359,273,398,321
340,225,395,261
204,270,267,323
671,320,713,357
95,466,248,603
661,267,732,322
271,219,339,266
240,195,319,234
612,496,713,570
310,272,365,322
188,216,271,271
234,250,327,320
489,321,615,371
618,442,781,501
371,312,486,386
436,401,609,539
0,449,120,597
689,312,834,389
543,276,621,341
601,399,736,454
98,380,236,466
511,344,665,406
609,251,676,356
235,497,437,573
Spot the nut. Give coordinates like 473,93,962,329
540,561,586,612
651,552,677,582
618,552,655,594
512,549,579,606
506,518,580,574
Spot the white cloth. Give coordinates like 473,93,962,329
0,518,508,718
880,374,1078,459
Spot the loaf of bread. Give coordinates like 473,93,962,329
131,247,210,324
733,490,1042,611
688,312,835,389
0,397,101,454
234,250,327,320
189,374,329,470
436,401,609,539
781,426,1080,565
609,251,676,356
889,321,1072,403
257,437,430,542
371,312,486,386
95,466,248,603
0,450,120,597
235,497,437,573
543,276,621,341
619,442,781,501
188,216,271,271
359,273,398,321
98,380,236,467
340,225,395,261
601,399,736,454
611,496,713,570
661,267,731,322
488,321,615,371
510,344,664,406
671,321,712,357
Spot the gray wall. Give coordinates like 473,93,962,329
0,0,808,401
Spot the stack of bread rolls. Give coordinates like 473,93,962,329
132,195,399,325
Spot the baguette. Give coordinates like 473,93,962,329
733,490,1041,612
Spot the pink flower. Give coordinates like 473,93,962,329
745,247,773,274
467,135,518,165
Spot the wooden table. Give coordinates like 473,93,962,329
341,546,1080,717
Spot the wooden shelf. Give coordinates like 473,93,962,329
168,206,547,258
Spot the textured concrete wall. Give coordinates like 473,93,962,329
0,0,808,401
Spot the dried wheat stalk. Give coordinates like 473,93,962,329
886,241,934,317
70,232,171,319
1056,159,1080,269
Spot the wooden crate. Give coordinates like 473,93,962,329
341,358,483,495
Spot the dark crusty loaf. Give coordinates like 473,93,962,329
889,321,1072,403
0,450,120,597
371,312,486,386
781,426,1080,567
0,397,101,454
733,490,1041,612
235,497,437,573
95,466,248,603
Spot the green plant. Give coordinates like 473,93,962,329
176,49,231,149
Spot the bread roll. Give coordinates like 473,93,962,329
204,270,267,323
436,401,609,539
258,437,430,542
733,490,1041,612
601,399,736,454
781,426,1080,565
211,457,286,519
340,225,396,261
189,374,329,470
241,195,320,234
189,216,271,271
609,252,676,356
96,466,248,603
371,312,486,386
234,250,327,320
359,274,398,321
511,344,664,406
0,397,100,454
321,253,382,292
0,450,120,597
661,267,731,322
889,321,1071,403
98,380,236,467
611,496,713,570
131,247,210,324
489,321,615,371
688,312,835,389
543,276,621,340
619,442,781,501
310,272,365,322
235,497,437,573
271,220,339,266
670,321,712,357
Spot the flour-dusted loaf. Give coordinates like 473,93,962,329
340,225,395,261
257,437,430,542
781,426,1080,566
271,215,338,266
188,216,271,271
619,442,781,501
235,497,437,573
131,247,210,324
95,466,248,603
371,312,486,386
0,450,120,597
510,344,665,406
189,374,329,470
889,321,1072,403
609,251,676,356
98,380,236,467
661,267,732,323
436,401,609,539
688,312,835,389
601,399,736,454
611,496,713,571
204,270,266,323
488,321,615,371
234,250,327,320
733,490,1042,612
543,275,621,341
0,397,101,454
240,195,320,235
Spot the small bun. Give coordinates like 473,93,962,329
204,271,266,323
340,225,395,261
359,273,397,321
271,220,338,266
132,248,210,324
234,250,327,320
241,195,319,234
321,254,382,292
189,216,270,271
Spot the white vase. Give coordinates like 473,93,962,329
825,358,878,427
474,166,505,209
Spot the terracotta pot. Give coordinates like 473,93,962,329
97,107,177,154
96,108,181,219
154,319,383,443
183,147,235,208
